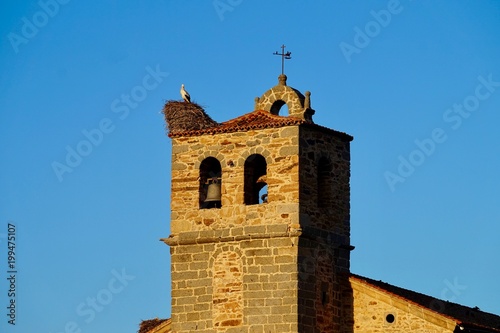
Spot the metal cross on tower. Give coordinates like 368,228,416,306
273,44,292,75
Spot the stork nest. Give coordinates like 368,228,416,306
138,318,169,333
162,100,219,135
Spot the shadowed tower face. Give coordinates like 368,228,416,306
162,75,354,333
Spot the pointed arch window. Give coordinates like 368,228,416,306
199,157,222,209
244,154,267,205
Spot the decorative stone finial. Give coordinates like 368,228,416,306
278,74,287,86
254,97,260,110
304,91,311,109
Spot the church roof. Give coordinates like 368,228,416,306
351,274,500,332
168,110,353,141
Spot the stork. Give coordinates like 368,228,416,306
180,84,191,103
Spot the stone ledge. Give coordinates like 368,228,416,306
160,224,354,252
162,224,354,249
162,224,301,246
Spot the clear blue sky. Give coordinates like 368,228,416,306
1,1,500,332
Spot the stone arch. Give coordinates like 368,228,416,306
210,244,244,266
270,99,287,115
211,245,243,330
237,148,272,205
195,151,225,169
199,156,222,209
258,86,305,117
254,75,314,121
244,154,267,205
237,147,272,167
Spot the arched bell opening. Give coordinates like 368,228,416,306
269,100,288,116
244,154,267,205
317,157,333,209
199,157,222,209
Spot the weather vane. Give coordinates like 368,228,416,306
273,44,292,75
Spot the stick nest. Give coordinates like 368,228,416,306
162,100,219,135
138,318,169,333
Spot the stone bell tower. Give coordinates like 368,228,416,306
161,74,353,333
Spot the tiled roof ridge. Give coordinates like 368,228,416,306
350,273,500,332
222,109,306,125
168,109,353,140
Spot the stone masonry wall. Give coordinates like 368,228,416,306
169,234,300,333
168,126,304,332
349,281,455,333
294,126,352,331
296,236,353,333
299,126,351,240
167,122,353,332
170,126,300,235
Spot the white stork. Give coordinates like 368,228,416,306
180,84,191,103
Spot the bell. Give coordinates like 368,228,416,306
204,182,221,202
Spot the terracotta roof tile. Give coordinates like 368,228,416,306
168,110,352,141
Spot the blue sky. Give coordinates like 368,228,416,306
1,1,500,332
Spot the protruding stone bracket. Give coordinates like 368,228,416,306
254,75,315,122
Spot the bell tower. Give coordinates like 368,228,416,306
162,75,353,332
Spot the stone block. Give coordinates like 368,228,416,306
280,127,298,138
171,289,193,297
254,256,274,265
244,225,267,235
176,296,197,305
248,324,265,333
240,239,264,249
274,253,296,266
245,248,272,257
246,307,270,316
260,265,279,274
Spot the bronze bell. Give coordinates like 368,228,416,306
204,178,221,202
